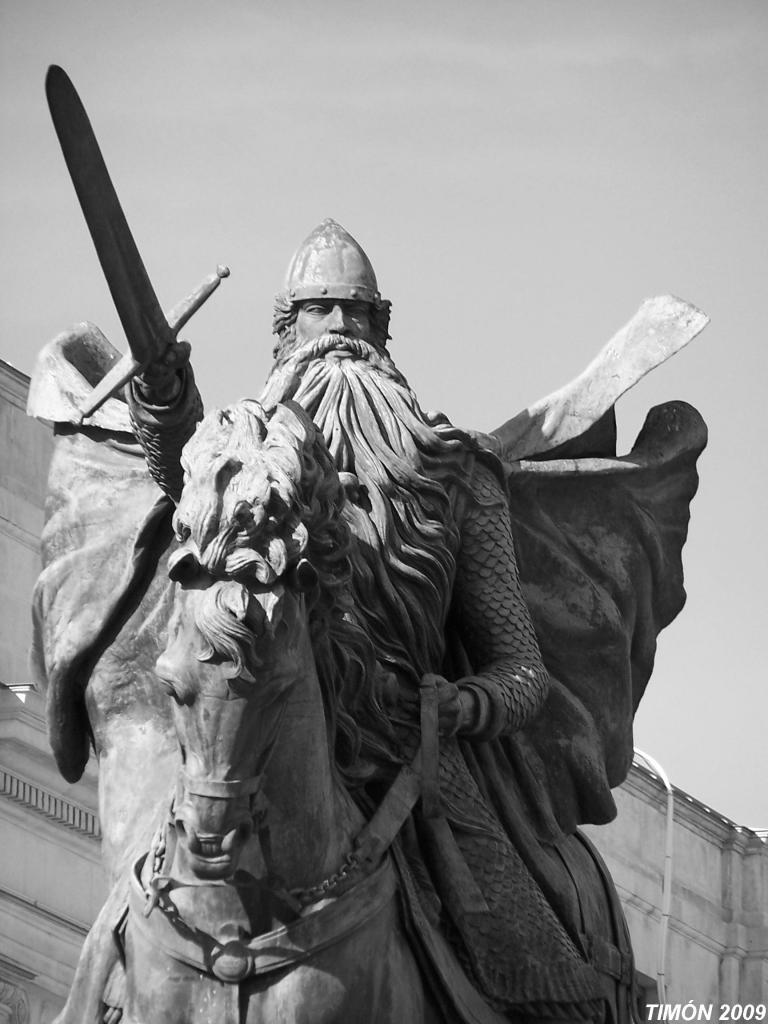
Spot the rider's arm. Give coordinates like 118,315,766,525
450,459,549,740
126,341,203,503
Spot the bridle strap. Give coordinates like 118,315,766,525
180,772,263,799
176,702,289,803
291,682,442,903
129,852,397,981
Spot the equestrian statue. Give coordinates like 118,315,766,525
28,66,708,1023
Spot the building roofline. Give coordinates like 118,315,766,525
628,759,766,843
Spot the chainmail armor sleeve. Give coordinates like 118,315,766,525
453,459,549,739
126,367,203,503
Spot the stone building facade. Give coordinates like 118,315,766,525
584,768,768,1007
0,359,106,1023
0,357,765,1019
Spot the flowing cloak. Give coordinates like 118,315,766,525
463,399,707,840
28,327,706,835
28,327,177,790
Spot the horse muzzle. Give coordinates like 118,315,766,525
173,782,259,880
173,810,254,879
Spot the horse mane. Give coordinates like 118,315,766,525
174,399,398,784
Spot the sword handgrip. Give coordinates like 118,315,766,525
76,265,230,421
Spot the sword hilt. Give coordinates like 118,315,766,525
75,264,230,424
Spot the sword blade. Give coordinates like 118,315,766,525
45,65,174,367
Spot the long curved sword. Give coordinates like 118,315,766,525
45,65,227,421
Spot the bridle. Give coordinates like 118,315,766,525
179,771,265,801
140,674,443,919
141,698,287,914
136,545,449,981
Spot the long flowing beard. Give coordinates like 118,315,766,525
260,336,465,683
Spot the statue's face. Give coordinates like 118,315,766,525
295,299,371,344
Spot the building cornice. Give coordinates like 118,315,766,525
0,885,90,941
624,762,767,848
616,882,751,958
0,765,100,842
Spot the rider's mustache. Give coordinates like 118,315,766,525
261,332,403,408
289,333,386,367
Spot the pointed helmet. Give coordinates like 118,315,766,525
282,219,383,304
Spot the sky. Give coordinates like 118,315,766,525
2,0,766,827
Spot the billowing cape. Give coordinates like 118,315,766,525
29,326,176,787
496,400,704,836
29,328,706,843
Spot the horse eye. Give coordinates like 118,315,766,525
155,657,190,704
157,674,181,702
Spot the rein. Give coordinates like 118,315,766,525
288,674,440,906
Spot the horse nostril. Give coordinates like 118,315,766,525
221,820,252,854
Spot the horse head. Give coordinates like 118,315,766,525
154,399,350,883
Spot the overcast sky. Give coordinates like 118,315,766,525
2,0,766,827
